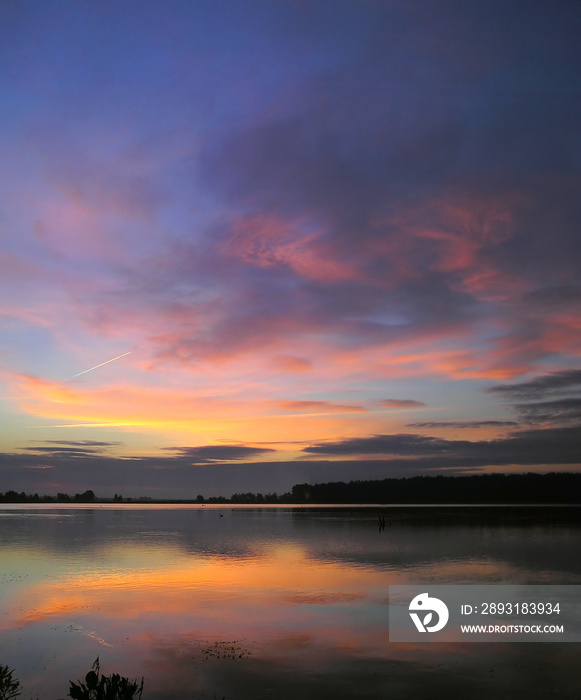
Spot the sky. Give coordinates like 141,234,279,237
1,0,580,498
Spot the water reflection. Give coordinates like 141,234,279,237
0,505,580,699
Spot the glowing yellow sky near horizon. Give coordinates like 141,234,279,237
5,367,515,458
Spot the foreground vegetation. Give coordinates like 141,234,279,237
1,472,580,505
0,659,143,700
0,665,20,700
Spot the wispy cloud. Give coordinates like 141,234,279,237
512,399,581,426
22,439,123,459
161,445,275,464
42,440,123,448
303,427,581,467
409,421,517,429
379,399,426,409
488,370,581,400
303,434,461,457
272,401,367,414
488,369,581,427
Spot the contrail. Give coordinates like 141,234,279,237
68,352,131,380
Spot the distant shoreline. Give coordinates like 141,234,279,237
1,472,580,505
1,501,580,508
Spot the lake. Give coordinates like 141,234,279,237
1,504,580,699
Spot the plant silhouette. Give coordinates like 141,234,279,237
68,658,144,700
0,665,21,700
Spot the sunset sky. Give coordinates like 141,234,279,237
1,1,580,498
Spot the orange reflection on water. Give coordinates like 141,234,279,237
3,509,578,700
1,540,417,671
4,542,403,629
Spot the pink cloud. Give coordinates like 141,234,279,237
8,179,571,394
482,316,581,377
371,193,528,299
270,355,313,373
225,214,358,282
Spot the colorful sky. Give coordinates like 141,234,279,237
1,1,580,498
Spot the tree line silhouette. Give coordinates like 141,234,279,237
228,472,581,504
1,472,579,505
0,489,96,503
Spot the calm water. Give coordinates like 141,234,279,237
0,504,580,699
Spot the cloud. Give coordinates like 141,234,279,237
24,446,103,455
488,369,581,400
224,213,357,283
43,440,122,448
521,286,581,310
184,9,581,380
303,427,581,467
379,399,426,409
487,368,581,427
408,421,517,429
7,5,580,383
272,401,367,414
11,372,381,447
21,440,123,459
14,374,254,425
1,0,581,496
303,433,462,457
1,425,579,499
512,399,581,426
270,355,312,373
161,445,276,464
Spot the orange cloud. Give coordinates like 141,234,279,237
11,373,387,447
18,375,84,404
